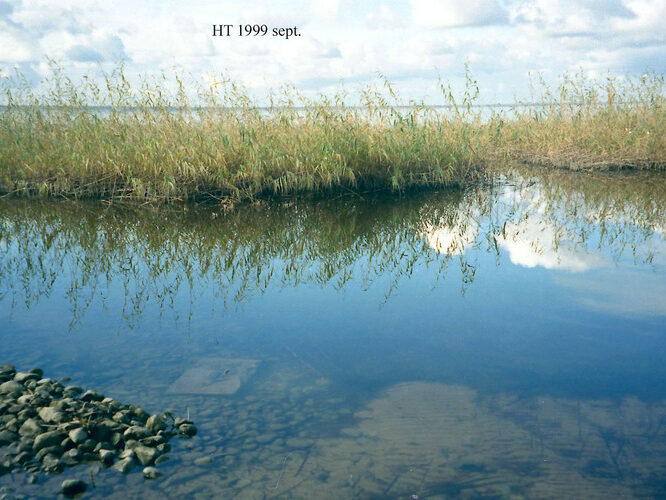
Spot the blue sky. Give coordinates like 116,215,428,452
1,0,664,104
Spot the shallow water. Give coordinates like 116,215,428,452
1,169,665,498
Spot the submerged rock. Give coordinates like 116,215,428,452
61,479,87,496
0,364,196,481
143,466,162,479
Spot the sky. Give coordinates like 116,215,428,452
0,0,665,104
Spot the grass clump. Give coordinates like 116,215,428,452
0,64,664,202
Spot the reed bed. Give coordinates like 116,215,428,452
0,64,664,201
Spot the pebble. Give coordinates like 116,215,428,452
0,365,197,482
143,466,162,479
194,456,213,466
61,479,87,496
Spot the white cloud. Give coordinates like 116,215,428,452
497,219,606,271
412,0,508,28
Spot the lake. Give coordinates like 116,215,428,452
1,168,665,498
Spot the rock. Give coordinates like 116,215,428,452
29,368,44,377
133,407,150,422
63,386,83,396
90,420,118,441
154,455,170,465
36,445,64,461
0,429,19,447
156,443,171,454
41,453,62,473
62,448,83,467
68,428,88,445
112,411,131,424
194,456,213,466
61,479,87,496
79,390,104,402
143,466,162,479
112,457,136,473
0,363,16,374
178,423,197,437
18,418,42,437
33,430,67,452
0,380,24,395
146,414,167,433
13,372,40,384
134,445,159,466
38,407,65,424
77,439,96,452
124,426,152,441
119,448,135,459
99,449,115,466
13,451,33,464
141,435,165,447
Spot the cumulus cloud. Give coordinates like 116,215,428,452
412,0,508,28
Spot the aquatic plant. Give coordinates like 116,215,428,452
0,63,664,202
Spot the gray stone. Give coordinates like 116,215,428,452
61,479,87,496
133,407,150,422
13,372,40,384
178,423,197,437
156,443,171,454
154,455,170,465
167,357,260,395
146,414,167,433
68,428,88,445
99,449,115,466
134,445,159,466
18,418,42,438
112,457,136,473
0,381,24,395
38,407,65,424
33,430,66,452
63,386,83,395
62,448,83,466
194,456,213,466
79,390,104,402
142,466,162,479
41,453,62,473
123,426,152,441
35,445,64,461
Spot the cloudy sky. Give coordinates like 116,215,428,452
1,0,664,103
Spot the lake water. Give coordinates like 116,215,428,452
1,169,665,498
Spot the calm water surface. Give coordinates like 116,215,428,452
1,170,665,498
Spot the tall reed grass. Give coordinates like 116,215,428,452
0,63,664,201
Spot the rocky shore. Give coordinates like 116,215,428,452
0,363,197,495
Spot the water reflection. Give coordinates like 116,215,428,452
1,170,666,498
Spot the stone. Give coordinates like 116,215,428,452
143,466,162,479
133,407,150,422
134,445,159,466
63,386,83,396
62,448,83,467
146,414,167,433
124,426,152,441
28,368,44,377
33,430,66,452
38,407,65,424
68,428,88,445
13,372,40,384
0,381,24,395
178,423,197,437
112,457,136,473
99,449,115,466
61,479,87,496
79,390,104,402
36,445,64,461
41,453,62,473
194,456,213,466
167,358,260,395
18,418,43,437
0,363,16,374
156,443,171,454
154,455,170,465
